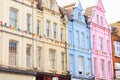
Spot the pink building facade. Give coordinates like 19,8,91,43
85,0,114,80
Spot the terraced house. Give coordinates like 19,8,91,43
0,0,37,80
110,22,120,80
85,0,113,80
0,0,70,80
36,0,70,80
60,1,93,80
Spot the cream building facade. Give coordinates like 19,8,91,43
0,0,69,80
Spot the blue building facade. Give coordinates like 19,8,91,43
66,1,93,80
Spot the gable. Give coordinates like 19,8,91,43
74,0,83,11
96,0,105,12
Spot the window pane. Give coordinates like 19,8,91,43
10,9,17,27
37,47,41,68
9,41,17,66
61,52,65,71
50,0,54,10
108,61,111,76
76,30,79,45
69,54,73,73
49,49,56,69
94,58,96,74
97,15,99,24
68,30,72,43
27,14,31,32
78,56,84,74
81,32,85,47
87,58,91,74
86,36,89,49
60,28,63,41
26,44,31,68
107,40,109,51
92,35,95,48
46,20,50,37
100,59,104,76
78,12,80,21
37,20,40,35
99,37,103,51
53,23,57,39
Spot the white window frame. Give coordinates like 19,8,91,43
92,35,95,48
53,23,57,39
50,0,54,10
69,54,73,73
37,47,42,68
107,40,110,51
9,40,18,66
99,37,103,51
37,20,41,35
27,14,31,32
49,49,56,69
10,8,18,28
94,58,97,74
68,30,72,43
78,56,84,74
97,14,99,24
26,44,32,68
76,30,79,45
101,16,103,25
60,28,63,41
100,59,104,76
46,20,50,37
86,36,89,49
108,61,111,76
78,12,80,21
87,58,91,74
81,32,85,47
61,52,65,71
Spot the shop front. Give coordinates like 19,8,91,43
0,67,36,80
36,72,71,80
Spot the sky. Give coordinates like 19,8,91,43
56,0,120,24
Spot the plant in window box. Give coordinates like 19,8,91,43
86,72,90,76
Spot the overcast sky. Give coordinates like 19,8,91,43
56,0,120,24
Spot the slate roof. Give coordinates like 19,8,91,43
110,21,120,36
36,0,42,10
59,3,75,20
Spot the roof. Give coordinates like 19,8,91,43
59,3,75,20
63,3,75,9
36,0,42,10
84,6,94,17
110,21,120,36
